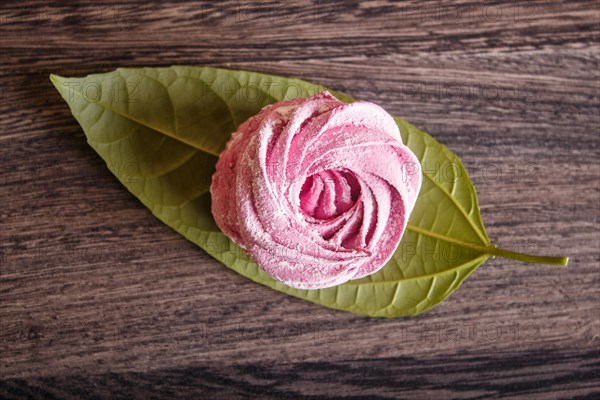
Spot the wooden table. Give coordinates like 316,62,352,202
1,1,598,398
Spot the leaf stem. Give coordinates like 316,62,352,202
487,245,568,266
406,225,568,266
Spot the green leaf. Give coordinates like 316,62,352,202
50,66,567,318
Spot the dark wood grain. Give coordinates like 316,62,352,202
1,0,598,398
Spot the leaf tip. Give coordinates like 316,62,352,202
49,73,64,90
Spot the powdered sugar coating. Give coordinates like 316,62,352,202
210,92,422,289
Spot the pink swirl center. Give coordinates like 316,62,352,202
299,170,360,220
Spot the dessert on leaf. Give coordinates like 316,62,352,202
51,66,568,317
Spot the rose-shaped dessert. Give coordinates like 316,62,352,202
211,92,422,289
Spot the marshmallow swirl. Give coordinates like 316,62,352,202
210,92,422,289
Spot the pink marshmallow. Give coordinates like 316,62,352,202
210,92,422,289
